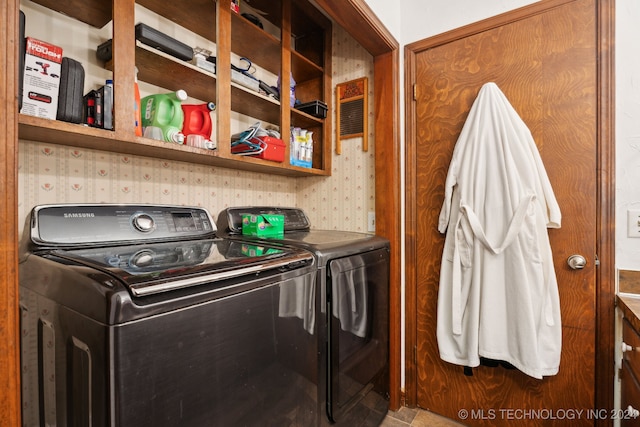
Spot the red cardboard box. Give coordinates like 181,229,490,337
21,37,63,120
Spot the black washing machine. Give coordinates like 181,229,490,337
217,207,390,427
19,204,319,427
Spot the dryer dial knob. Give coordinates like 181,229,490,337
132,213,155,233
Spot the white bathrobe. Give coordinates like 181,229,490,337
437,82,562,379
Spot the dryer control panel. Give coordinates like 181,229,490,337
217,206,311,234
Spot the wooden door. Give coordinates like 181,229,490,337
407,0,604,424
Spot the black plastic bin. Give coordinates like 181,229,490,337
295,100,327,119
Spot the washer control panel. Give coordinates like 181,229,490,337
131,213,156,233
28,204,216,247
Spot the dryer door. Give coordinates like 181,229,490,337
326,248,389,422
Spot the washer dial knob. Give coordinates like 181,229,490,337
132,213,155,233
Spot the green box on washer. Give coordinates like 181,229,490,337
241,213,284,238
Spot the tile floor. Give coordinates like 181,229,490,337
381,407,467,427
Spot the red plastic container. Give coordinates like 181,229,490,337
257,136,285,162
231,136,285,162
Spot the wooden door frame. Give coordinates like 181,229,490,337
0,0,403,421
313,0,402,410
403,0,615,420
0,0,21,425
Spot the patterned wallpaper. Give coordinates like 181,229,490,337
17,14,375,238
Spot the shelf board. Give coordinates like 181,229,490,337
230,82,281,125
18,115,329,177
237,0,282,29
137,0,217,41
30,0,112,28
292,50,324,81
291,108,324,129
232,13,282,76
134,42,217,103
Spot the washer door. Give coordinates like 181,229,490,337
326,248,390,422
112,272,318,426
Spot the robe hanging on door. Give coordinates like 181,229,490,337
436,82,562,379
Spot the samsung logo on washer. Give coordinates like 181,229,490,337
63,213,96,218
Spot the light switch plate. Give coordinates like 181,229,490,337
367,211,375,232
628,209,640,238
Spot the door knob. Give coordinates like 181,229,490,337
567,254,587,270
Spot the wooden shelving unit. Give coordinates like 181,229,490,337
24,0,332,176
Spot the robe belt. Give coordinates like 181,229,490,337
451,194,553,335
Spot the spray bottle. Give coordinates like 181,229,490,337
141,89,188,144
181,102,216,149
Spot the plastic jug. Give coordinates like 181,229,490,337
141,89,188,144
181,102,216,149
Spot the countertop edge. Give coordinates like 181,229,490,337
617,294,640,333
